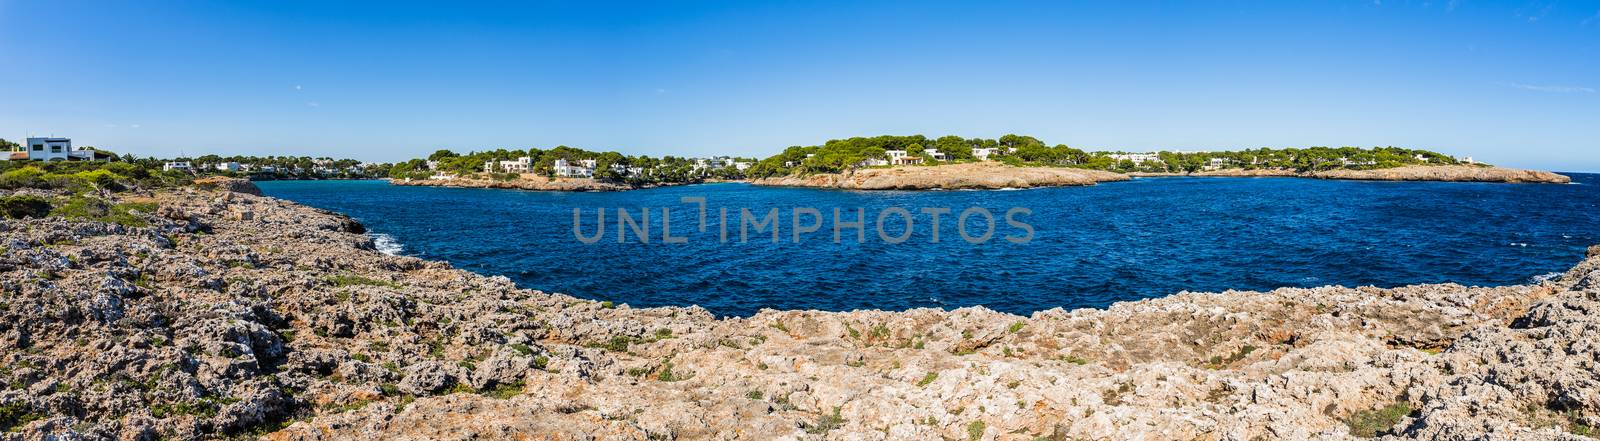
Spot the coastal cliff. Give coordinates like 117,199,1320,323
751,162,1129,190
3,182,1599,440
389,175,643,191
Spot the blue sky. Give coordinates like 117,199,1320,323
1,1,1596,171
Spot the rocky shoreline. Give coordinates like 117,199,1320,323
3,181,1599,440
1130,165,1572,184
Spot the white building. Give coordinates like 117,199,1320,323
972,147,1001,161
1202,157,1233,171
215,162,241,172
885,150,922,166
924,149,948,162
22,137,102,161
1107,153,1160,165
163,161,192,172
554,158,596,178
734,161,753,171
484,156,534,174
857,157,889,167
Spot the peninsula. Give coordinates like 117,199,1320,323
1,164,1596,440
381,135,1570,192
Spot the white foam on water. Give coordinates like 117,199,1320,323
1531,272,1564,283
372,233,404,256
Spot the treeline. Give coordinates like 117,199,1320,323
389,147,758,184
167,155,387,180
747,134,1471,176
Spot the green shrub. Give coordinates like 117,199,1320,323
50,197,154,227
966,420,986,440
0,166,45,189
1344,401,1412,437
0,195,51,219
0,402,41,432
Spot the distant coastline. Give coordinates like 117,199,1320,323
388,175,679,192
389,163,1571,192
1129,165,1571,184
380,135,1572,192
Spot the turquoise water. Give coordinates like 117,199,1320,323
259,175,1600,317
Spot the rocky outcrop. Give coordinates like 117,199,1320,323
192,176,264,196
389,175,659,192
1310,165,1571,183
2,187,1597,440
752,162,1130,190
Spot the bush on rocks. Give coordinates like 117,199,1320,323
0,195,51,219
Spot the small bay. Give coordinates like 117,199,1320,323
258,174,1600,317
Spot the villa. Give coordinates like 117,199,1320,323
1202,157,1234,171
554,158,597,178
925,149,948,162
972,147,1001,161
1107,153,1160,165
163,161,192,172
885,150,923,166
9,137,109,161
485,156,533,174
215,162,241,172
857,157,890,167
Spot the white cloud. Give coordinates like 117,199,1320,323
131,124,141,128
294,84,303,91
1509,83,1596,93
306,101,321,107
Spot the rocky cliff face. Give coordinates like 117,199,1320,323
752,162,1129,190
1,185,1597,440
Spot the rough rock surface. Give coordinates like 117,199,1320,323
389,175,661,192
752,162,1130,190
1,187,1597,440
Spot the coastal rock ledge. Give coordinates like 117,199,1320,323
2,187,1599,440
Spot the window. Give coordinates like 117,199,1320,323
51,145,62,153
32,144,43,151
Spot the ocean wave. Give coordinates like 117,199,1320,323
372,233,404,256
1530,272,1564,284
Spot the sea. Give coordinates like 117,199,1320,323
257,173,1600,317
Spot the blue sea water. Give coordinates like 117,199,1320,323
258,174,1600,317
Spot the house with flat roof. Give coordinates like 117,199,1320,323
554,158,596,178
972,147,1001,161
17,137,106,161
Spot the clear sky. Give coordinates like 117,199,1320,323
2,1,1596,171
